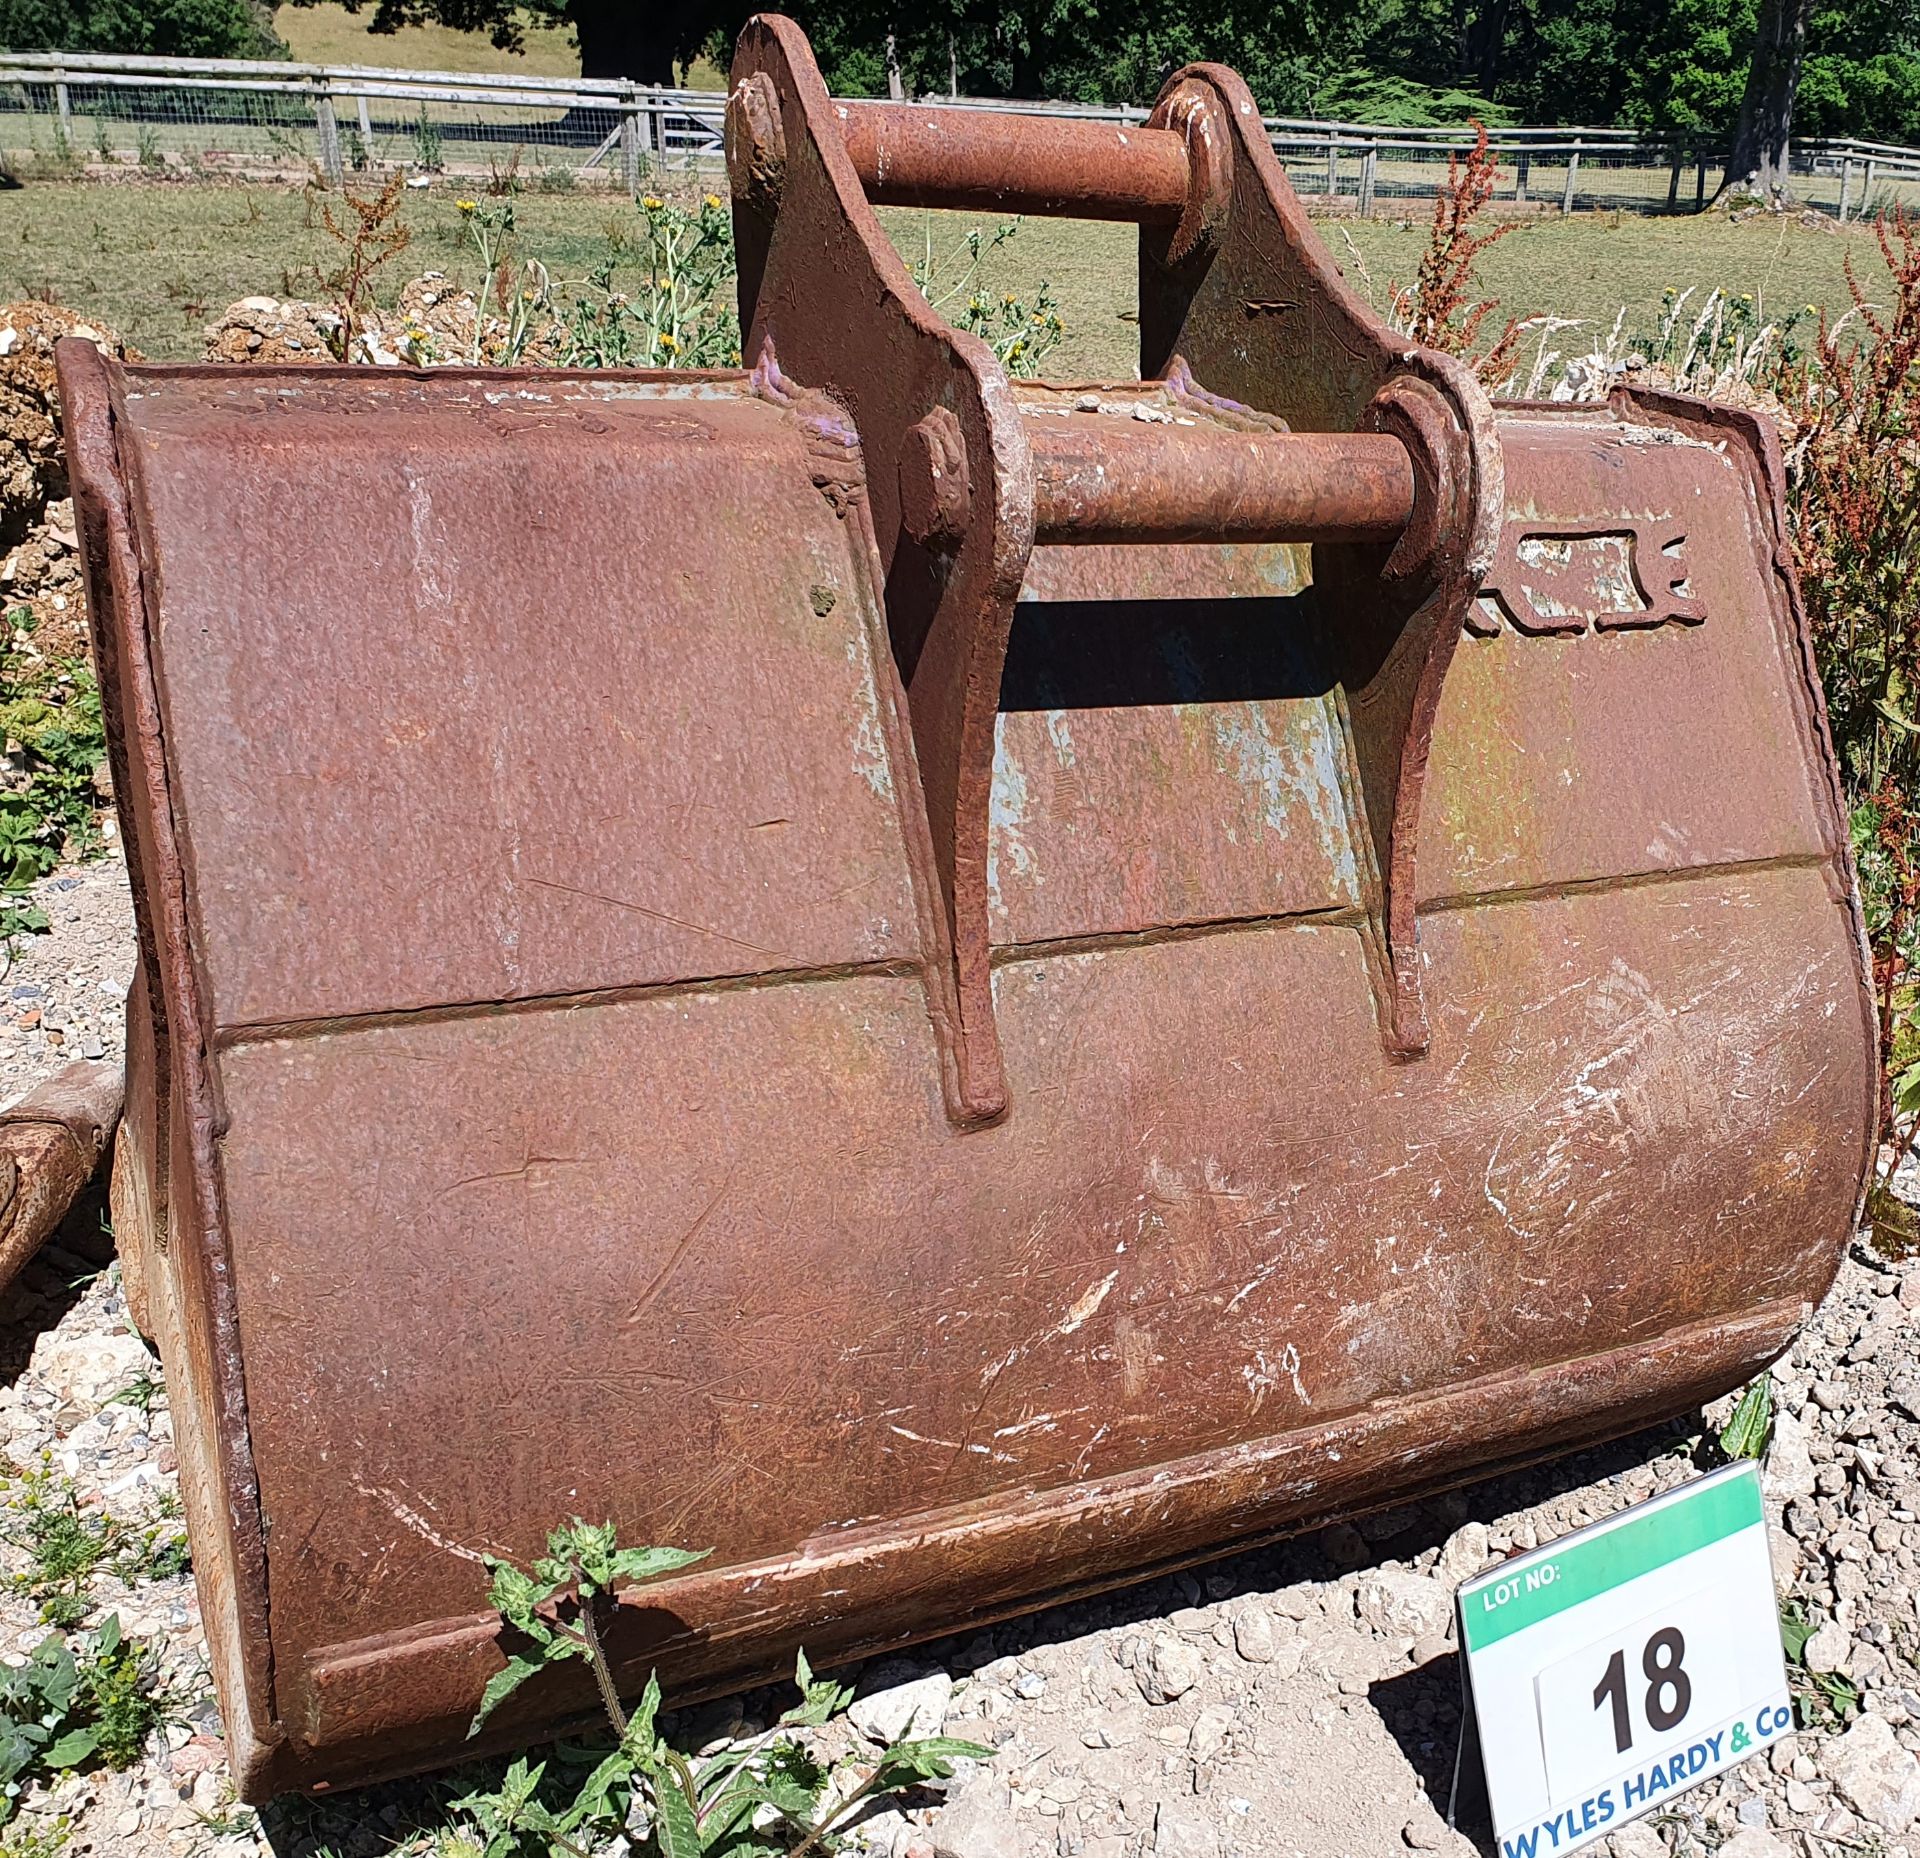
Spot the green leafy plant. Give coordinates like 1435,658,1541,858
73,1616,164,1766
412,107,444,173
1717,1376,1773,1460
1780,1600,1816,1666
909,217,1064,378
2,1463,190,1626
0,609,107,950
100,1372,161,1423
189,1793,256,1841
558,194,740,370
471,1519,708,1733
1852,791,1920,1253
453,1519,989,1856
1780,1602,1865,1726
0,1616,165,1822
1803,1667,1864,1726
1632,285,1814,397
452,198,552,367
0,1817,71,1858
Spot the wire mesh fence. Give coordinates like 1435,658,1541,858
0,53,726,188
4,48,1920,221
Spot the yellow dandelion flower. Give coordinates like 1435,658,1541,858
658,332,679,350
704,193,723,208
456,198,477,214
642,194,664,210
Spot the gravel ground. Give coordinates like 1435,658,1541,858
0,856,1912,1858
0,855,134,1106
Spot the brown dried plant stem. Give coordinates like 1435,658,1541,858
1405,121,1523,381
1784,208,1920,1206
306,171,412,354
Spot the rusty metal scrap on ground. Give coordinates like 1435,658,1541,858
0,1061,120,1292
57,16,1875,1800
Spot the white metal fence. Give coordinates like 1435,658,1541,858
4,46,1920,220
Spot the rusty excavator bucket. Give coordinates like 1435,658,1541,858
59,17,1875,1799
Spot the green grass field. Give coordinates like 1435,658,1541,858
0,174,1892,374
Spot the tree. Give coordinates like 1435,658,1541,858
1796,0,1920,145
0,0,285,57
1723,0,1815,197
283,0,1920,143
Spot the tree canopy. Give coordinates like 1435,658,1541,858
0,0,285,58
13,0,1920,150
768,0,1920,142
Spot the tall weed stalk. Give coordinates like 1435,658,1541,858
1390,123,1523,383
1782,210,1920,1237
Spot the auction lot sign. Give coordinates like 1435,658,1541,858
1460,1461,1795,1858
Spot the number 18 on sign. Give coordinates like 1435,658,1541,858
1459,1462,1795,1858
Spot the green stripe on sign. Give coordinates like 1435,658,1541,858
1460,1468,1764,1652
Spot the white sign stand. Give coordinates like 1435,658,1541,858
1458,1461,1795,1858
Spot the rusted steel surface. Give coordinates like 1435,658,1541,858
0,1061,121,1291
1025,416,1415,545
60,11,1875,1803
837,100,1188,220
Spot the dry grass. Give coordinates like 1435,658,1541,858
275,1,728,88
0,173,1895,375
889,204,1896,381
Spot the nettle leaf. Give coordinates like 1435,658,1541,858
755,1756,822,1820
780,1648,853,1728
560,1746,634,1831
469,1654,546,1738
608,1545,710,1588
652,1757,702,1858
695,1774,765,1847
540,1519,618,1593
485,1559,548,1631
626,1670,663,1759
870,1736,995,1791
